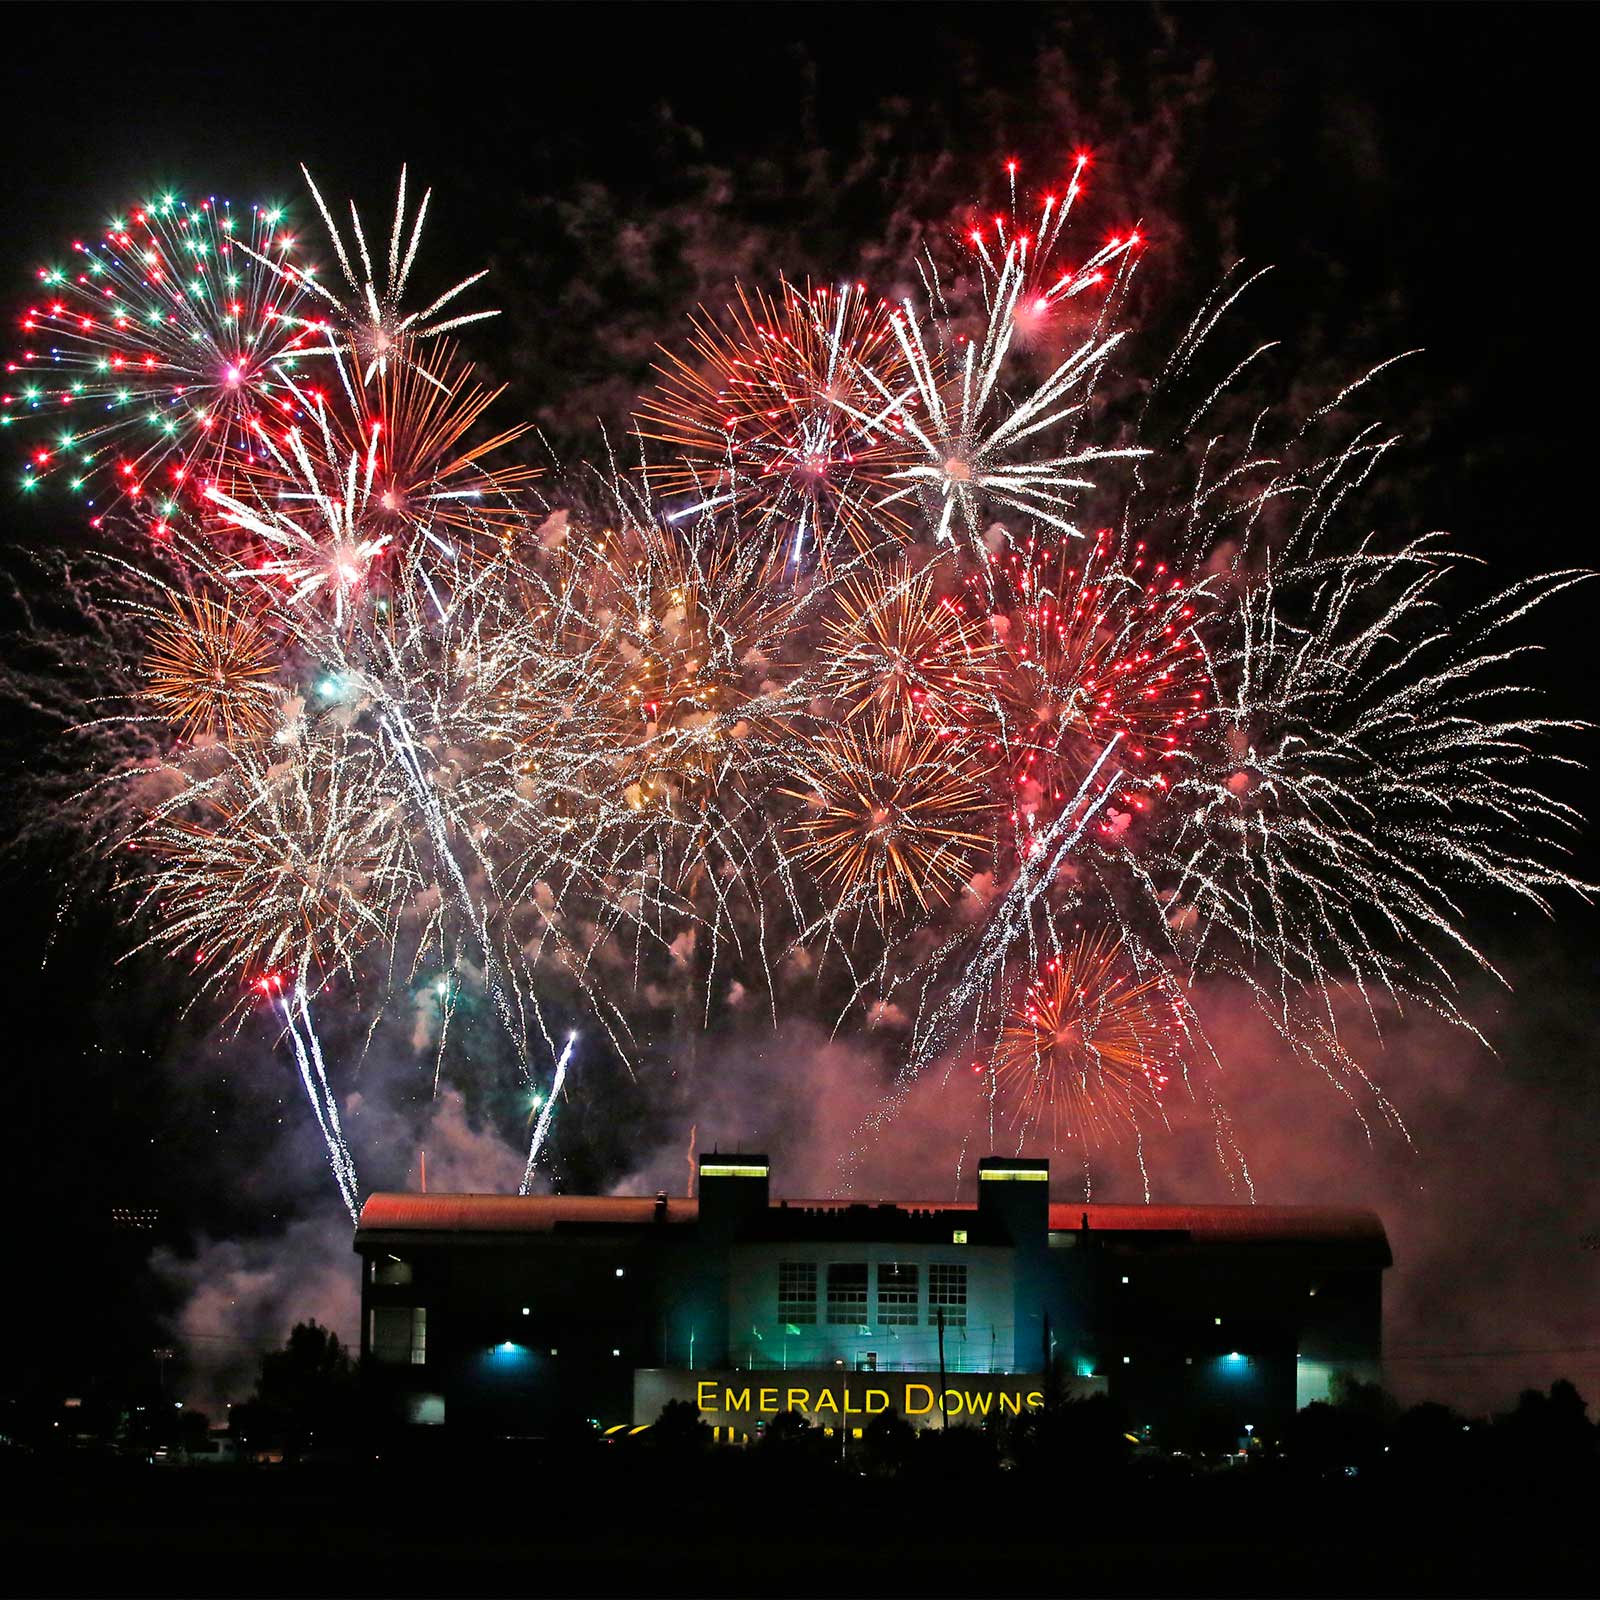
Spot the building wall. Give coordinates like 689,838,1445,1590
361,1234,659,1433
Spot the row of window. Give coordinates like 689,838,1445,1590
776,1261,967,1328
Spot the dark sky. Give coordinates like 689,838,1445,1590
0,3,1594,1411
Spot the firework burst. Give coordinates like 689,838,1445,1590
205,404,392,623
275,165,498,403
965,155,1138,347
843,229,1145,553
1155,539,1594,1031
819,560,997,730
636,279,916,564
783,713,995,923
600,508,800,809
989,929,1183,1147
975,528,1212,844
124,733,413,996
322,342,539,560
6,191,316,520
143,593,281,744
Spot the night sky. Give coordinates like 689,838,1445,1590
1,4,1594,1413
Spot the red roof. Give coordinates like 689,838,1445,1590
1047,1203,1388,1249
357,1192,1388,1254
358,1193,698,1234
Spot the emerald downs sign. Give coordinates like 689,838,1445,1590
632,1368,1104,1428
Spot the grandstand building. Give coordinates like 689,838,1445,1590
354,1155,1390,1446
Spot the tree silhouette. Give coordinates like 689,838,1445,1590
232,1320,356,1456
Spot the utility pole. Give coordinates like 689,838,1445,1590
936,1307,948,1430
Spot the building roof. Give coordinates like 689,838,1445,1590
357,1192,1389,1260
1045,1203,1389,1250
357,1193,698,1235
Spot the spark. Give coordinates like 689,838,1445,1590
520,1031,577,1193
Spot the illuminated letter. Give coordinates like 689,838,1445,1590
998,1393,1022,1416
814,1389,839,1413
1025,1390,1044,1410
787,1388,809,1413
844,1391,862,1415
758,1388,778,1413
866,1389,890,1414
967,1391,994,1418
942,1389,964,1416
905,1383,934,1416
726,1388,750,1412
697,1381,717,1411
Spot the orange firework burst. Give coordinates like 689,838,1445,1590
990,930,1184,1146
144,594,280,744
635,279,918,562
782,714,994,920
969,531,1211,837
324,343,540,559
820,561,997,730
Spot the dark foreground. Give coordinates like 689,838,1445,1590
3,1440,1595,1600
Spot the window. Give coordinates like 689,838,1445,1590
826,1263,868,1325
929,1263,968,1328
877,1262,919,1325
371,1305,426,1365
777,1261,817,1325
404,1393,445,1426
951,1228,968,1245
372,1254,412,1286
